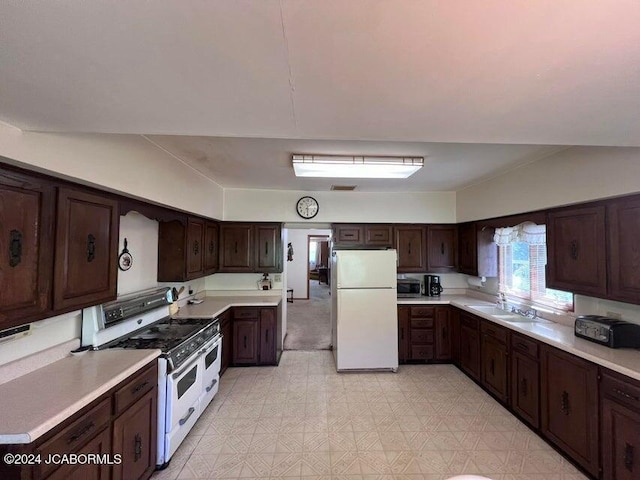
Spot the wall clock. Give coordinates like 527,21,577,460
296,196,319,219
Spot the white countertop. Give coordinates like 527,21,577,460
399,295,640,382
0,349,160,444
173,295,282,319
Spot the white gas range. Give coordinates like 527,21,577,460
81,288,222,469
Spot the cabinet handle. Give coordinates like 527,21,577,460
613,388,640,403
374,233,383,238
244,336,247,349
400,327,404,340
9,229,23,267
193,240,199,255
179,407,195,426
466,242,470,255
209,240,214,254
235,241,238,254
408,242,412,255
624,442,634,472
490,358,495,375
87,234,96,262
521,378,528,396
131,380,149,395
134,433,143,461
67,421,95,445
441,242,445,255
344,233,354,238
266,329,269,342
442,327,447,340
265,241,268,256
560,390,570,415
569,240,579,260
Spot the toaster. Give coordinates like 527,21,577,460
574,315,640,348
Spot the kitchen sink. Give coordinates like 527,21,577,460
465,305,547,323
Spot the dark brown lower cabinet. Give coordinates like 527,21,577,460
220,310,232,375
232,319,259,365
230,306,280,366
47,428,111,480
259,308,277,365
481,322,509,404
398,306,410,364
601,369,640,480
434,306,452,360
510,333,540,429
459,314,481,381
541,345,600,478
112,389,157,480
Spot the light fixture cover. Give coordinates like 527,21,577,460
292,154,423,179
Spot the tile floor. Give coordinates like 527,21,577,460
151,351,588,480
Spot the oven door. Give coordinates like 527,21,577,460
199,335,223,414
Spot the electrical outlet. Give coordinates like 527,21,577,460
274,274,282,282
606,311,622,319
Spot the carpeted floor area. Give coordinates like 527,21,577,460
283,281,331,351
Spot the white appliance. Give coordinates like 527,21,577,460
331,249,399,372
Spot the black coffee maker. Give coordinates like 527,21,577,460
424,275,443,296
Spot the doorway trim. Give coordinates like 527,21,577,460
306,235,330,299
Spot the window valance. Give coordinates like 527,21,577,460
493,221,546,246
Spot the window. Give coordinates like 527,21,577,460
496,223,573,310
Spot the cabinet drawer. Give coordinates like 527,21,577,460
114,362,157,415
36,398,111,479
234,307,259,319
410,306,434,318
602,370,640,411
410,318,434,329
460,313,479,330
481,321,508,344
411,345,434,360
411,329,434,344
511,333,539,359
336,226,363,243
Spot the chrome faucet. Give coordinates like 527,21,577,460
510,306,537,319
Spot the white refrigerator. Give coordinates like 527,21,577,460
331,249,398,372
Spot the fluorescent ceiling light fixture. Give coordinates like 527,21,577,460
292,154,424,179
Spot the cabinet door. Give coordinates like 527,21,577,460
451,308,461,365
203,222,219,275
255,224,282,273
459,323,480,381
47,428,111,480
608,198,640,304
219,224,253,272
333,224,364,245
112,389,157,480
602,398,640,480
546,206,606,297
395,226,426,272
427,225,457,272
0,170,54,329
258,308,277,365
365,225,393,247
510,351,540,429
186,218,205,279
457,222,477,275
220,311,232,375
53,188,119,311
434,307,452,360
397,306,410,364
232,319,259,365
541,346,599,477
481,335,509,404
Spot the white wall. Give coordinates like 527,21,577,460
0,124,224,219
457,146,640,222
117,212,159,295
224,188,456,223
286,228,331,299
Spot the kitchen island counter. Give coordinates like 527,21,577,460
0,349,160,444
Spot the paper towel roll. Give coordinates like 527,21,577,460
467,276,486,287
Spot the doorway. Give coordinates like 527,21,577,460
283,229,332,351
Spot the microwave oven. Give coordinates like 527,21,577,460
397,278,421,297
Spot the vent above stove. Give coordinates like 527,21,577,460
331,185,357,191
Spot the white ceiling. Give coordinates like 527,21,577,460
1,1,638,191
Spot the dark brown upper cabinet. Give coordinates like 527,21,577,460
203,221,219,275
607,197,640,304
427,225,457,272
546,205,607,298
0,169,55,329
395,225,426,272
219,223,282,273
332,224,364,246
158,216,208,282
457,222,497,277
331,224,393,248
364,225,393,247
53,188,119,312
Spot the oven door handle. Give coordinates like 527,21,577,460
206,378,218,393
171,347,207,379
179,407,196,426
